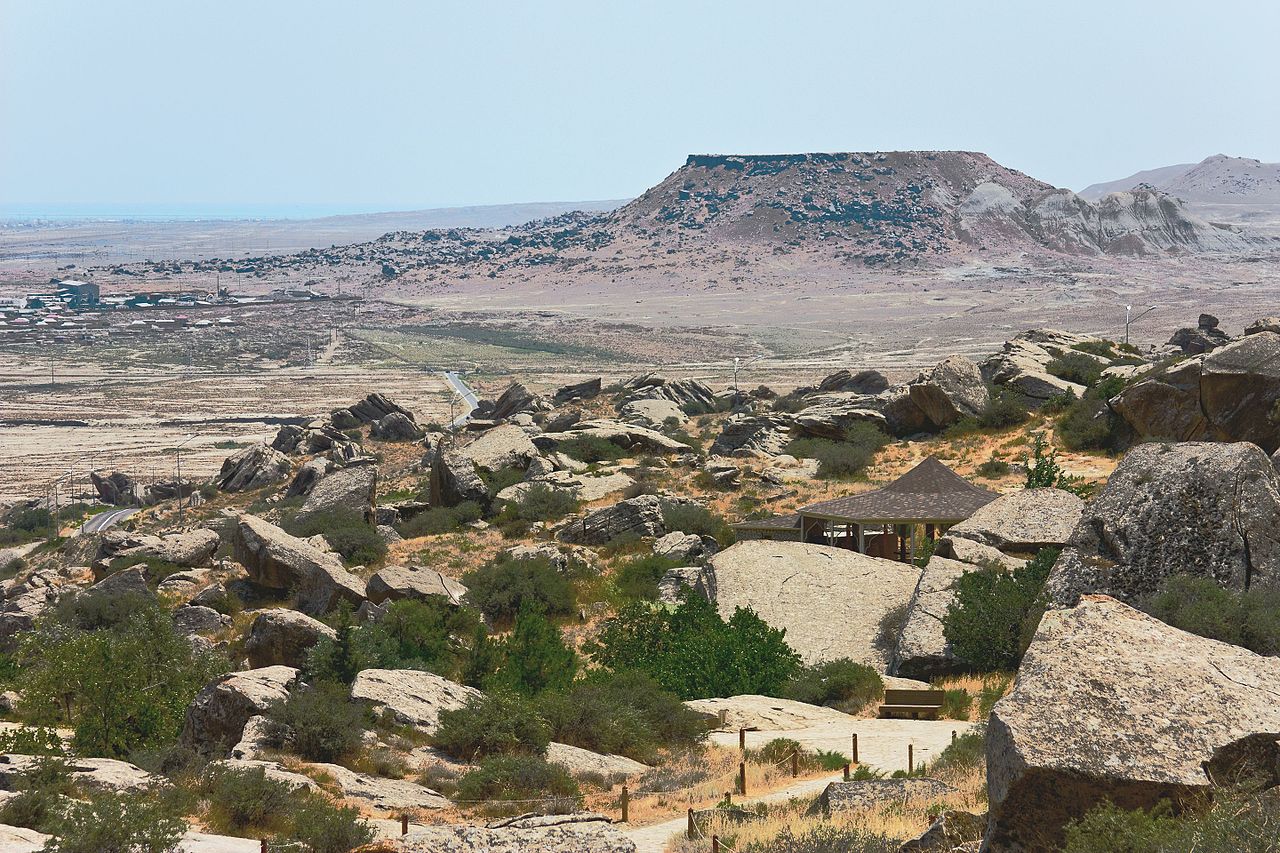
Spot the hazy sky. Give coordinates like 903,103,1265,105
3,0,1277,216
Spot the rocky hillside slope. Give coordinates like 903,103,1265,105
1081,154,1280,204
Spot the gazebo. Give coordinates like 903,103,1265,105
732,456,998,562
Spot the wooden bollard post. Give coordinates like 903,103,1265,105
843,762,850,781
851,732,858,764
401,814,409,835
738,761,747,796
260,841,267,853
719,709,727,728
908,743,914,773
687,807,695,840
725,790,732,806
952,730,957,743
621,785,629,823
739,727,746,752
712,835,721,853
791,751,799,777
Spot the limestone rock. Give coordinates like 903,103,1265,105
945,488,1083,553
349,669,480,734
619,398,686,430
216,443,293,492
347,393,413,424
657,567,706,603
702,541,922,670
0,825,46,852
558,495,667,546
653,531,714,563
709,413,794,457
367,566,467,606
1169,313,1231,354
311,761,448,812
1110,356,1208,442
0,755,157,793
460,424,540,472
244,609,336,668
391,814,635,853
209,758,318,791
172,605,231,637
497,470,636,504
536,420,693,455
1046,442,1280,608
100,528,220,568
552,378,602,404
622,376,718,415
371,411,423,441
899,809,986,852
684,695,856,730
817,778,956,814
979,329,1102,404
156,568,213,601
90,470,139,506
1246,317,1280,336
231,515,365,615
935,537,1025,572
429,449,491,509
487,383,550,421
985,595,1280,851
83,566,154,603
181,666,298,755
285,457,334,498
545,742,649,778
292,463,377,526
897,356,989,434
817,369,890,395
792,393,889,439
891,556,970,679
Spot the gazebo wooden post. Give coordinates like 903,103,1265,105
856,523,865,554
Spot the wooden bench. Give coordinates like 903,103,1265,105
877,688,945,720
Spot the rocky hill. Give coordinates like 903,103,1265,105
1081,154,1280,204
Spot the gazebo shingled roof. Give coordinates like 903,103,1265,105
799,456,998,523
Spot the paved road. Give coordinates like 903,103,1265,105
443,370,480,428
80,506,137,534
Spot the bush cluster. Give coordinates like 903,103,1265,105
396,501,483,537
434,691,552,760
1140,575,1280,655
557,435,625,463
780,658,884,712
942,548,1059,672
590,589,801,699
613,553,683,601
454,755,582,815
661,502,733,548
462,555,575,621
493,484,579,538
1064,791,1280,853
1046,352,1106,388
262,681,371,762
285,509,386,567
786,422,889,480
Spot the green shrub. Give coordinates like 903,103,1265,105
1141,575,1280,655
1063,791,1280,853
787,422,889,480
614,553,682,601
0,726,65,756
660,502,733,548
262,681,370,762
536,670,708,763
510,483,579,522
202,764,296,834
397,501,483,537
285,509,386,567
590,588,801,699
1023,434,1088,495
40,789,186,853
741,825,901,853
0,756,74,832
462,556,575,621
16,605,226,759
486,603,578,696
283,794,375,853
454,755,581,814
928,724,985,776
781,659,883,711
434,691,551,760
558,435,625,463
977,388,1031,430
940,688,972,721
976,458,1011,478
942,548,1059,672
1047,352,1105,388
105,556,184,584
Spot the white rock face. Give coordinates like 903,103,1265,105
209,759,319,791
946,488,1082,553
0,754,157,792
986,595,1280,851
310,762,449,812
545,742,649,778
366,565,467,606
461,424,541,472
619,398,687,429
349,669,480,734
684,695,858,731
181,665,298,754
702,541,921,670
890,556,970,679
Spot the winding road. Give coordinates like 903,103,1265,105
443,370,479,428
79,507,137,535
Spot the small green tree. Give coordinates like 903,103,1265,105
1023,434,1087,496
262,681,370,763
41,790,186,853
942,548,1059,672
462,556,575,621
488,602,578,696
434,691,551,760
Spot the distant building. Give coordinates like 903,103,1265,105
56,279,100,307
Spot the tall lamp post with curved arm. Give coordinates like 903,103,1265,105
1125,304,1158,346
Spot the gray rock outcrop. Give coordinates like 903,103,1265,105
349,669,480,734
622,375,718,414
291,463,377,525
231,514,366,615
366,566,467,606
985,595,1280,851
535,420,693,454
816,778,956,814
816,369,890,395
216,443,293,492
710,413,794,457
486,383,550,421
1046,442,1280,608
1168,313,1231,354
391,814,636,853
244,609,336,668
891,555,971,679
429,448,491,509
311,761,448,812
619,399,686,430
945,488,1082,553
371,411,423,441
98,528,220,569
552,378,602,404
181,665,298,755
89,471,139,506
980,329,1106,404
460,424,540,472
701,541,922,670
558,495,667,546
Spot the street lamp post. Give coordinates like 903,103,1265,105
732,355,763,406
174,433,197,524
1125,304,1158,346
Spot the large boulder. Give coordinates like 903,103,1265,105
622,375,718,414
346,392,413,424
816,369,890,395
1113,333,1280,452
284,457,334,498
99,528,220,569
181,666,298,755
980,329,1107,404
460,424,540,472
1168,313,1231,354
291,463,377,526
710,413,794,457
701,541,922,670
310,762,448,812
90,471,139,506
0,569,66,647
792,393,889,439
389,814,636,853
558,495,667,546
0,755,157,793
544,742,649,778
535,420,693,454
428,448,491,509
230,515,366,615
552,377,602,404
216,444,293,492
244,609,336,668
816,778,955,815
619,398,686,430
370,411,423,441
349,669,479,734
486,383,550,421
895,356,989,434
944,489,1083,553
366,566,467,606
1046,442,1280,608
890,555,971,679
984,595,1280,851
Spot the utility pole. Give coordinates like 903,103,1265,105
1124,304,1158,346
174,433,197,524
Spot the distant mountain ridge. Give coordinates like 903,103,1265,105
1081,155,1280,205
